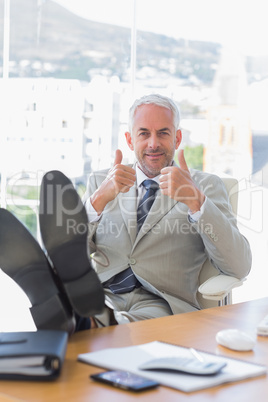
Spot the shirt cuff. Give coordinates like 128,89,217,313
188,197,207,223
85,198,102,223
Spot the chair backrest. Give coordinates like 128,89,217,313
197,176,239,309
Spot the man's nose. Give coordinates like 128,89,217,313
148,134,160,149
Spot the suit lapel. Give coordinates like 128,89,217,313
135,191,178,244
119,183,138,245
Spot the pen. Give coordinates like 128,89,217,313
189,347,205,362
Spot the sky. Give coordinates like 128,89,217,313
53,0,268,57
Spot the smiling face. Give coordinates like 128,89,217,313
125,104,182,177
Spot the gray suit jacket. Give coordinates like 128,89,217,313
84,165,251,314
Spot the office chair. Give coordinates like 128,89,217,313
197,176,245,308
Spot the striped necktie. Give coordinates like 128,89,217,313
137,179,159,231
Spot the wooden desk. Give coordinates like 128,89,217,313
1,298,268,401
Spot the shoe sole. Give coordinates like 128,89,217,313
39,170,104,317
0,208,74,333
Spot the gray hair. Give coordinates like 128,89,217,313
128,94,180,133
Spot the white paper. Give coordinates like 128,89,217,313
78,341,267,393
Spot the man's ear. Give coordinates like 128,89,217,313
125,131,134,150
175,129,182,149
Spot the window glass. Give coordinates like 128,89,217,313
1,0,268,327
0,1,3,59
0,0,132,231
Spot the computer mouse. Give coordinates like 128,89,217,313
216,329,256,351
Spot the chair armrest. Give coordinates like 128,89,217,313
198,275,245,301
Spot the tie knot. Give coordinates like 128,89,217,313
142,179,159,192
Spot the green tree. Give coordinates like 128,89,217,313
175,145,204,170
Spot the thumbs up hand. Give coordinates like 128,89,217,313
109,149,136,194
159,149,205,213
113,149,123,166
90,149,136,214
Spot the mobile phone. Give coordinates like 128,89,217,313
90,370,159,392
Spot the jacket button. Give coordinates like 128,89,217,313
204,225,211,234
129,258,136,265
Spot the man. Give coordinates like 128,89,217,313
0,94,251,333
84,93,252,327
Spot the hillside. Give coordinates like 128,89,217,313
0,0,221,83
1,0,266,85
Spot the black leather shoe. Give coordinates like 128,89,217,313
39,170,104,317
0,208,75,333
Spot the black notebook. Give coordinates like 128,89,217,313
0,330,68,381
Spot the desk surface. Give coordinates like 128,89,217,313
1,297,268,401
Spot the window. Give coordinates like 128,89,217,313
1,0,268,330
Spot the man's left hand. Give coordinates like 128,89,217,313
159,149,205,213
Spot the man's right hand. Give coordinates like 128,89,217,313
90,149,136,215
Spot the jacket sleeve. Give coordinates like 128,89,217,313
83,172,102,253
191,172,252,279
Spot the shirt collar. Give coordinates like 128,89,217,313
135,160,175,187
135,165,160,187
